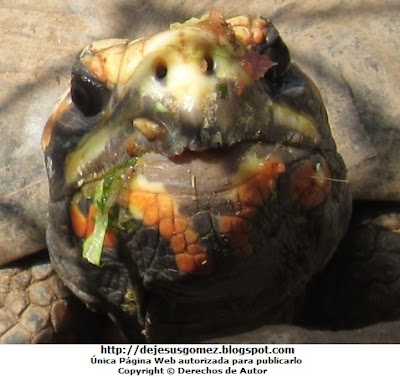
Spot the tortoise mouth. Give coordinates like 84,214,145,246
68,140,323,270
68,140,313,204
64,95,324,195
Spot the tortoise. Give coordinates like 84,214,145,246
1,10,400,343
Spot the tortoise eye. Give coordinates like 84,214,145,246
71,73,110,117
258,21,291,83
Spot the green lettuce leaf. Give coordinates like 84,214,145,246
81,157,137,266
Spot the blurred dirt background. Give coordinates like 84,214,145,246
0,0,399,342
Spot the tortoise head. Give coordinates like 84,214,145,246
42,10,350,341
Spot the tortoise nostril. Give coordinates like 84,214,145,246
204,55,215,74
154,60,168,80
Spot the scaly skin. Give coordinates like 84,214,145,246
0,252,70,343
42,11,351,342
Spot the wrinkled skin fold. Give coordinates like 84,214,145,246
42,11,351,341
